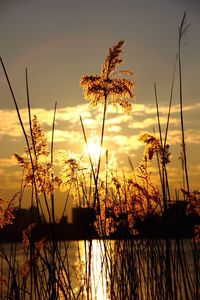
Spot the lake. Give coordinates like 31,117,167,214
0,239,199,299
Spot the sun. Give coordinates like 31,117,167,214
84,132,105,168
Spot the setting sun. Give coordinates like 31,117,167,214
84,132,105,168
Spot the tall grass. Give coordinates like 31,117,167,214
0,13,199,300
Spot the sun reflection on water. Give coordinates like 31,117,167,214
87,240,108,300
57,240,109,300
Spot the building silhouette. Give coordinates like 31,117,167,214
0,206,96,242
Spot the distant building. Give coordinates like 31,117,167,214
136,200,200,238
72,207,96,239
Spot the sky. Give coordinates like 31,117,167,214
0,0,199,217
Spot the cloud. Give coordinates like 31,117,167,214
1,101,200,137
107,125,122,133
138,102,200,115
110,135,143,152
188,164,200,176
129,116,180,129
166,129,200,145
0,108,57,139
0,157,18,167
0,110,22,138
46,129,83,144
55,104,91,123
0,101,200,162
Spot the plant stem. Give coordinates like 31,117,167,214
178,12,190,197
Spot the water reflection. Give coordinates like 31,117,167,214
1,239,199,299
57,240,108,300
57,240,109,300
86,240,108,300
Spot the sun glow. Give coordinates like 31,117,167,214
84,132,105,168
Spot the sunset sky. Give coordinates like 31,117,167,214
0,0,199,217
